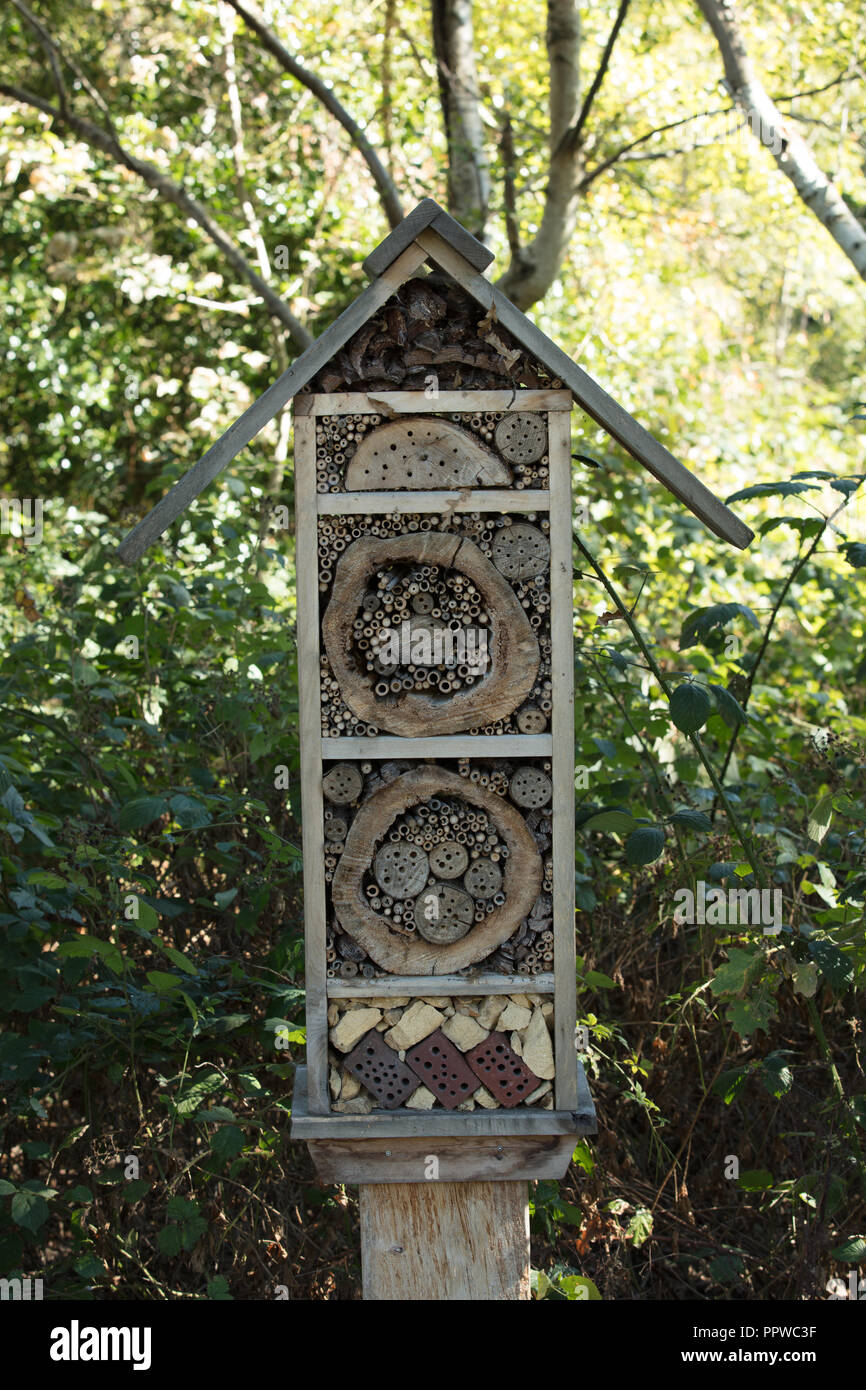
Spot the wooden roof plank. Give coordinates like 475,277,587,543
361,197,493,278
117,240,427,563
414,227,754,550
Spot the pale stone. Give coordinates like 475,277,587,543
510,1031,524,1057
522,1006,555,1079
327,1003,340,1027
383,1009,403,1026
541,1002,554,1020
333,1095,373,1114
375,1018,389,1030
457,1098,476,1111
498,1001,532,1031
329,1067,341,1100
507,993,533,1008
331,1007,383,1052
541,1094,555,1109
364,996,399,1008
473,1086,498,1109
443,1005,455,1017
441,1013,489,1051
385,1001,444,1050
340,1069,361,1101
476,996,505,1030
524,1080,552,1105
421,995,452,1008
455,1000,479,1018
526,994,544,1005
405,1085,436,1110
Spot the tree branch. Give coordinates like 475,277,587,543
563,0,631,158
223,0,404,230
430,0,490,237
696,0,866,281
0,81,313,350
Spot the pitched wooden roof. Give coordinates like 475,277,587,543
118,199,753,562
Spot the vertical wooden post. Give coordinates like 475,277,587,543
359,1181,530,1300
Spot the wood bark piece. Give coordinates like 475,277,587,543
345,419,511,490
428,840,469,879
373,843,429,898
359,1181,530,1299
322,533,539,736
509,766,552,809
332,767,542,974
322,762,363,804
414,882,475,943
494,412,547,463
464,858,502,899
491,523,550,580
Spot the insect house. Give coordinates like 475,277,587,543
119,200,751,1203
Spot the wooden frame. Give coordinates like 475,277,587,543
294,388,589,1160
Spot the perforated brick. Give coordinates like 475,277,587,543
465,1031,542,1107
343,1029,421,1109
405,1029,478,1110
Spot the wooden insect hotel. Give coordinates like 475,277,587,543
119,200,752,1194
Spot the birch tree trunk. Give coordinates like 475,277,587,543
697,0,866,282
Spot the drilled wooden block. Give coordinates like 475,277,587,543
405,1030,479,1110
344,1030,421,1109
465,1032,541,1108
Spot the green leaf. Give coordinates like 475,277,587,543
726,480,822,502
807,793,834,843
737,1169,774,1191
710,948,763,997
679,602,760,650
708,1254,744,1283
582,809,636,834
56,934,123,974
840,542,866,568
118,796,169,830
627,1207,653,1248
556,1274,601,1301
669,682,711,734
830,1237,866,1263
0,1179,17,1196
668,808,712,832
531,1269,553,1300
709,684,747,728
761,1052,793,1098
809,938,854,991
726,994,776,1038
714,1066,750,1105
11,1190,50,1232
584,970,617,990
157,1224,182,1257
625,825,665,866
207,1275,233,1300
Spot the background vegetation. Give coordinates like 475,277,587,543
0,0,864,1300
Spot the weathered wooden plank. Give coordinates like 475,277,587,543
116,242,428,563
359,1181,529,1299
322,734,552,759
414,227,754,550
295,414,329,1115
317,490,550,515
326,972,554,997
291,1066,596,1139
361,197,493,279
309,1133,575,1184
548,409,579,1110
301,389,572,415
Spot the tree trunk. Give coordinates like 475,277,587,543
431,0,491,239
697,0,866,282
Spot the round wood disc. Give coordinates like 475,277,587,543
373,843,430,898
323,762,364,805
516,704,548,734
411,591,435,614
509,766,552,809
428,840,469,879
494,413,547,463
464,857,502,899
324,816,349,842
491,523,550,580
414,882,475,943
